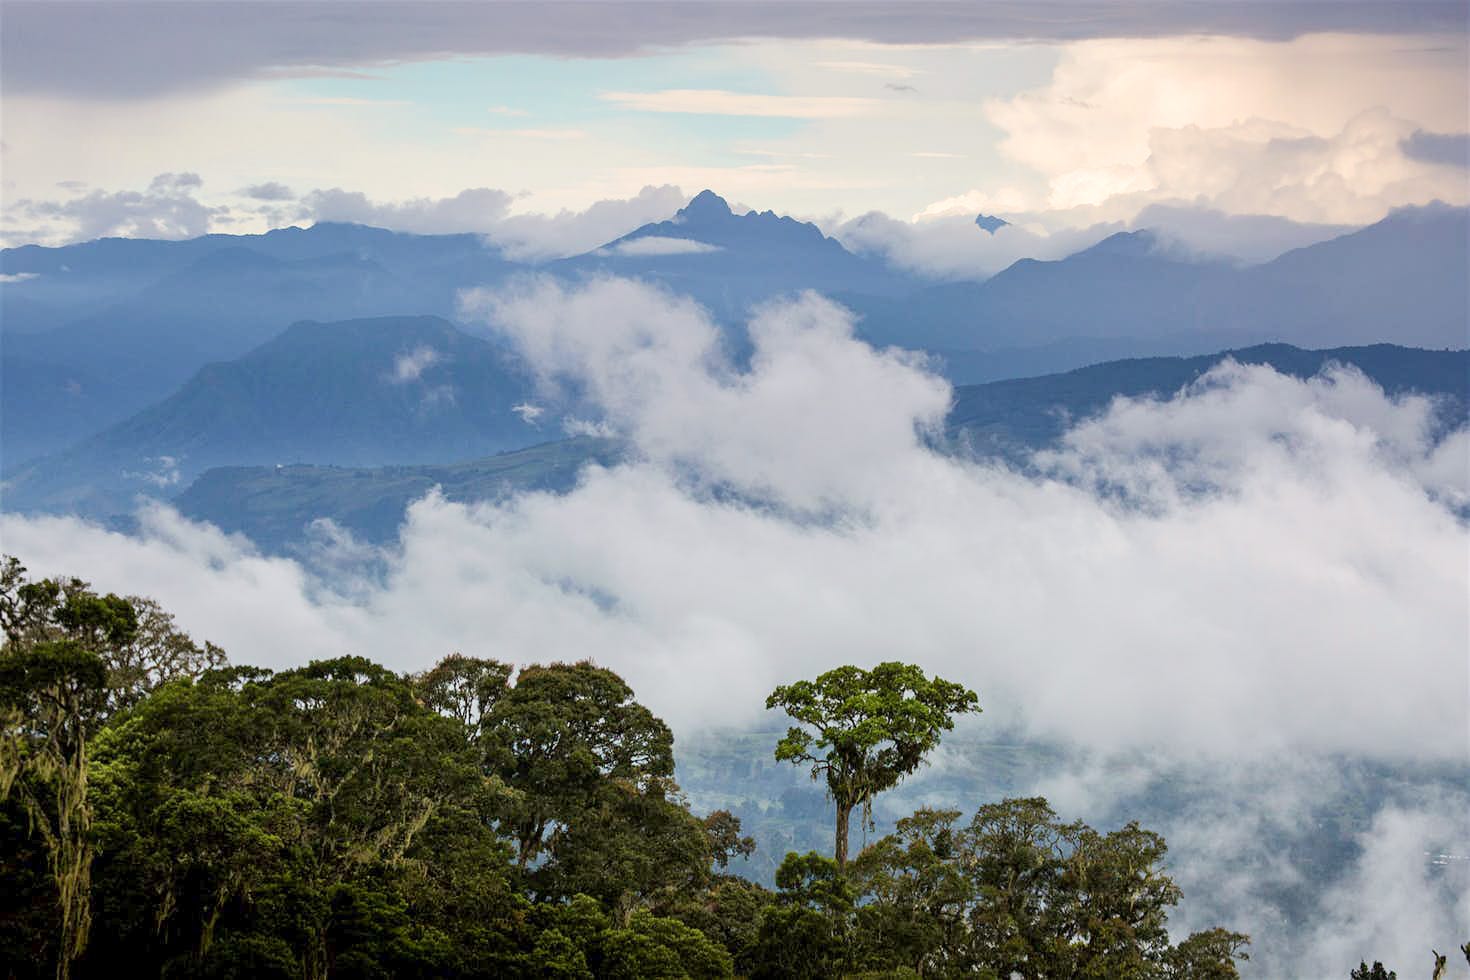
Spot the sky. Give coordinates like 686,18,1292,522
1,4,1468,969
3,1,1467,255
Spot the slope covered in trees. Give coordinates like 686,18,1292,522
5,558,1451,978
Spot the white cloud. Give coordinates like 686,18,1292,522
832,210,1118,280
0,272,40,283
489,185,689,260
301,186,514,235
292,184,685,258
5,278,1465,971
597,236,722,257
1294,796,1470,975
600,89,881,118
120,455,183,489
10,278,1459,761
3,170,224,245
389,346,440,383
975,33,1470,223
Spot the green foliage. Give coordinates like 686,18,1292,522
766,661,979,868
481,660,675,869
3,556,1268,980
1,557,223,980
842,796,1251,979
747,851,872,978
1350,962,1396,980
849,807,973,976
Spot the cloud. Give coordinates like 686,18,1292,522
599,89,880,118
7,3,1462,100
1402,129,1470,168
6,177,685,256
487,185,689,260
0,272,40,283
10,277,1457,761
388,346,441,383
832,209,1119,280
4,277,1465,971
973,34,1470,224
597,236,722,257
298,184,688,259
241,181,295,201
299,187,515,235
2,170,223,244
1127,203,1352,264
864,197,1354,275
120,455,183,489
511,403,544,425
1293,794,1470,974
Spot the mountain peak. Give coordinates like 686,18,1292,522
1082,229,1160,258
679,189,733,222
975,214,1009,234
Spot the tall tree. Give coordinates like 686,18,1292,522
0,557,223,980
480,661,675,868
765,662,979,869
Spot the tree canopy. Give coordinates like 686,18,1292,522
0,556,1347,979
766,661,979,869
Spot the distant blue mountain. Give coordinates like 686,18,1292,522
848,204,1468,354
556,190,911,323
1,224,517,463
2,315,545,517
4,195,1464,474
173,437,623,552
946,342,1469,457
153,342,1467,553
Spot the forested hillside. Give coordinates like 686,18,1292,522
0,558,1279,979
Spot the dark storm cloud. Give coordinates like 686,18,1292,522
4,1,1465,100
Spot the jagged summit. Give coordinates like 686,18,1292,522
975,214,1009,234
679,189,733,222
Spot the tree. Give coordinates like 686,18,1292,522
849,807,972,976
413,654,513,731
0,640,109,980
480,661,675,868
0,556,223,980
765,662,979,869
749,852,858,980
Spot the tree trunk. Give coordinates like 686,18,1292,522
835,803,852,871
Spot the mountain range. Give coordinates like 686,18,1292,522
849,203,1468,357
143,342,1470,551
3,191,1466,512
2,316,543,516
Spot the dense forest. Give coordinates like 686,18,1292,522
0,556,1455,980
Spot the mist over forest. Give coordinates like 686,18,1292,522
2,3,1468,978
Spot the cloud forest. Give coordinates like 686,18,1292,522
1,2,1467,978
